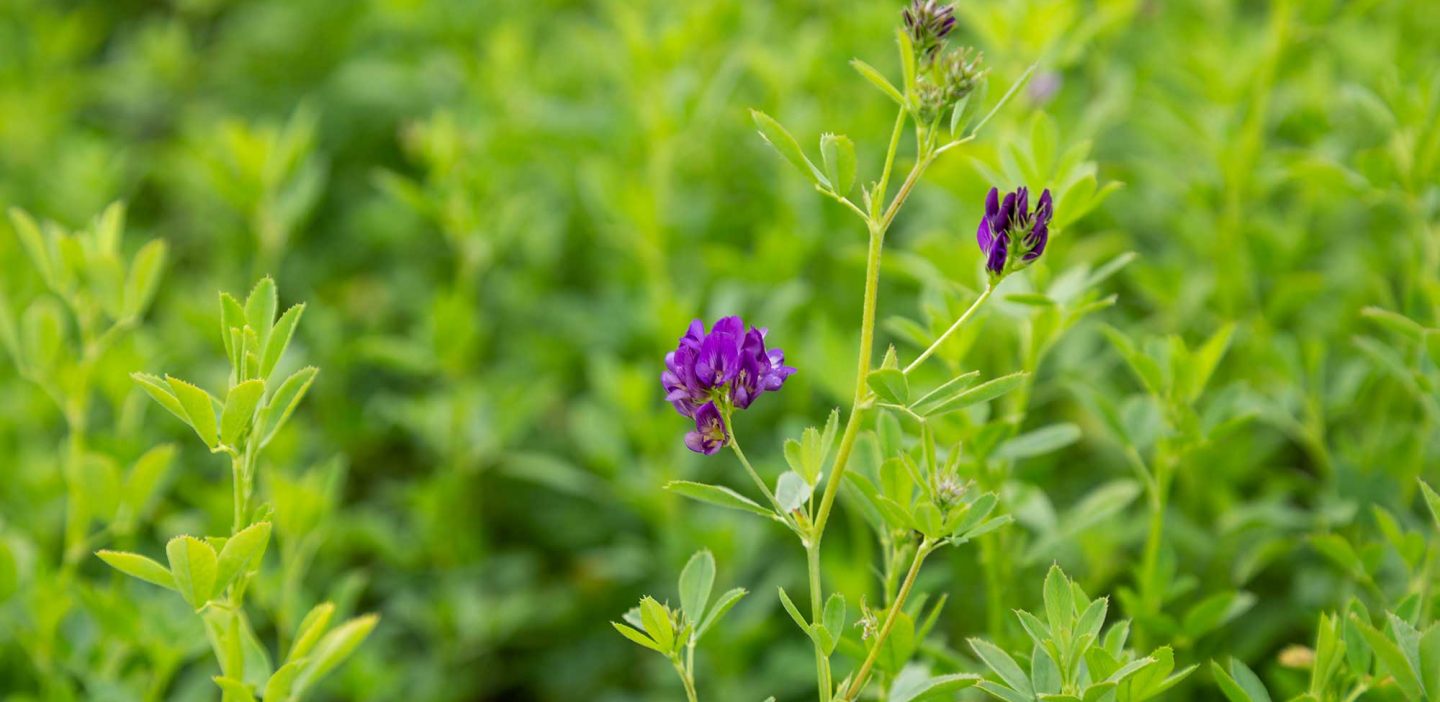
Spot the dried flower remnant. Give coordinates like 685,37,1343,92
976,186,1053,277
662,316,795,454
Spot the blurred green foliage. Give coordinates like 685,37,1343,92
0,0,1438,700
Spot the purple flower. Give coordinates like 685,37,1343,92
976,186,1053,277
662,316,796,453
684,402,729,455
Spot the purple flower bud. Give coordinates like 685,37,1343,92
662,317,796,452
684,402,730,455
976,186,1054,277
903,0,956,61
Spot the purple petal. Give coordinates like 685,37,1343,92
987,232,1008,274
710,316,744,338
984,187,999,219
977,216,993,254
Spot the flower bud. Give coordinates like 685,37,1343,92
903,0,956,62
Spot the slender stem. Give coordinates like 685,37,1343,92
808,543,832,702
673,658,699,702
727,433,786,517
878,157,931,232
231,455,248,536
903,283,995,374
843,540,932,701
811,226,885,540
60,419,88,572
873,109,909,219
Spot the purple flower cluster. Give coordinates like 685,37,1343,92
976,186,1053,277
903,0,957,60
663,317,796,454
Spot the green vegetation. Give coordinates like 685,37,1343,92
0,0,1438,700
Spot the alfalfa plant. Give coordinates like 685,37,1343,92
100,277,376,701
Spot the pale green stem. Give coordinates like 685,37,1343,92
842,539,933,701
808,543,832,702
673,657,699,702
903,283,995,374
727,432,786,518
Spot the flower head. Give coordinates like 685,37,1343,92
976,186,1053,277
903,0,957,62
663,316,795,453
917,47,986,123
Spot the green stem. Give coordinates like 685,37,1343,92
727,433,787,518
808,543,832,702
843,539,933,701
903,282,995,374
673,657,699,702
811,226,884,540
873,109,909,220
60,418,88,572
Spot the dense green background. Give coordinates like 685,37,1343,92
1,0,1438,700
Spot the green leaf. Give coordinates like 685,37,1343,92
1361,306,1427,340
869,368,910,405
775,471,813,513
292,614,378,695
823,593,846,654
123,444,175,518
1228,658,1271,702
612,621,665,653
0,290,20,370
997,423,1081,461
263,661,305,702
1043,565,1074,633
212,677,256,702
96,550,176,590
21,299,63,373
821,133,857,195
1350,614,1423,699
261,303,304,379
920,372,1027,417
971,62,1038,136
1183,591,1255,640
166,535,219,609
666,481,776,519
288,602,335,663
245,277,278,347
166,376,220,449
259,366,318,446
969,638,1034,697
751,110,824,186
910,371,981,415
974,681,1032,702
8,208,54,287
220,292,246,361
639,597,674,652
215,521,271,593
851,59,905,105
1419,479,1440,532
890,667,981,702
678,550,715,628
697,587,746,640
123,239,167,319
220,379,267,447
1419,624,1440,700
1210,661,1253,702
777,586,809,632
1312,534,1368,580
1186,322,1236,402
